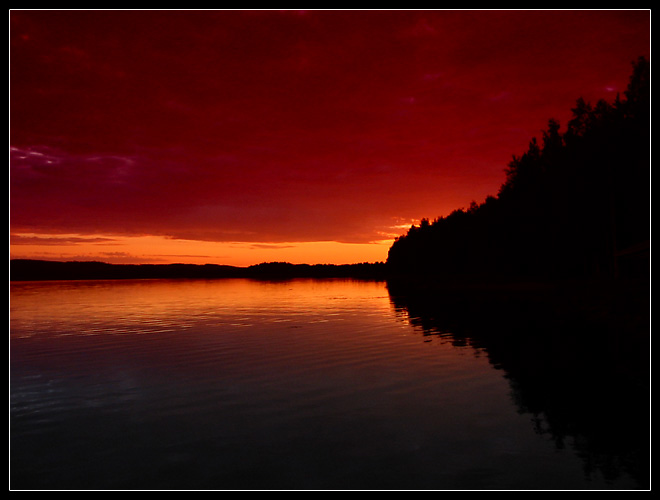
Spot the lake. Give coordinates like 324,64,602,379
10,278,649,490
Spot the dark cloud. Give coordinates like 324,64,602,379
10,234,119,246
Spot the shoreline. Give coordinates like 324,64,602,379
9,259,389,282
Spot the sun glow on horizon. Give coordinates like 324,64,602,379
10,232,393,267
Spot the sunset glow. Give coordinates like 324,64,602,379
9,232,393,266
10,10,650,266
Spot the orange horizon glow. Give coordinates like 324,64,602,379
9,232,397,266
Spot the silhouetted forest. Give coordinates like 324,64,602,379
245,261,387,279
387,58,650,281
10,259,388,281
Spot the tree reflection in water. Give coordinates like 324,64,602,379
386,278,649,489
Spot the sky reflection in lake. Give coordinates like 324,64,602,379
10,278,648,489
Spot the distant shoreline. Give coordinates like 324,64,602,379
11,258,649,333
9,259,389,282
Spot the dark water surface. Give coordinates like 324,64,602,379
10,278,649,490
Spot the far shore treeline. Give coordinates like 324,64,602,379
10,58,649,284
9,259,388,281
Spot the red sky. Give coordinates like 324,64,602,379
10,10,650,266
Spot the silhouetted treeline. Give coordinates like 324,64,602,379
246,261,387,279
10,259,388,282
387,58,650,280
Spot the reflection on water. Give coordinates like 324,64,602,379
10,278,649,489
387,279,650,490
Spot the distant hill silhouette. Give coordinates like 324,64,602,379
9,260,244,281
387,57,650,281
10,259,388,282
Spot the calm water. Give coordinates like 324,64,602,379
10,278,648,490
